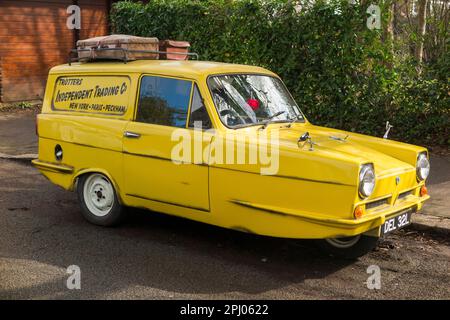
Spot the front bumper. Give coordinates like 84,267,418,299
231,193,429,238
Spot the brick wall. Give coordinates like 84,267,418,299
0,0,109,102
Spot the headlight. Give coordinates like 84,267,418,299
416,152,430,181
359,164,375,198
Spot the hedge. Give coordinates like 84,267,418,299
110,0,449,146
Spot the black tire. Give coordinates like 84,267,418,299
77,173,125,226
316,235,379,259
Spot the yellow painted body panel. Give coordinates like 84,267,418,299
34,60,430,239
123,122,212,211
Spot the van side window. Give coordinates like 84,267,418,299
188,84,212,129
136,76,192,128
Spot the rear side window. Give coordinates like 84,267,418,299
136,76,192,128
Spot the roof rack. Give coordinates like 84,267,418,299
68,47,200,65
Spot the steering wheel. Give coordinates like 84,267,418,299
219,109,246,126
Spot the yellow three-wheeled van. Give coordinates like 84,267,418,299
33,56,430,258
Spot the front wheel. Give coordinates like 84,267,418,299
77,173,125,226
316,235,379,259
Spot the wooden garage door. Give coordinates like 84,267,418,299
0,0,109,102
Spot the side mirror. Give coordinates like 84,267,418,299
383,121,394,139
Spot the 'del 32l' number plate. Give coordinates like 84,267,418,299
381,210,412,235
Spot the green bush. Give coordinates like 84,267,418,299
111,0,449,147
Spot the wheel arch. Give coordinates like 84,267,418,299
72,168,124,205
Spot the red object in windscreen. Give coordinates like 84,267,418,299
247,99,260,111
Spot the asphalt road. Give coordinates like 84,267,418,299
0,159,449,300
0,112,37,156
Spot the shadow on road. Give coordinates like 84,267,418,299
0,162,354,299
2,156,450,299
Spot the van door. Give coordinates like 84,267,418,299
123,75,212,211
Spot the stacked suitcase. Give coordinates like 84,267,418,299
75,34,192,61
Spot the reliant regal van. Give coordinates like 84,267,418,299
33,59,430,258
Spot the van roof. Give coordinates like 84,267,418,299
50,60,277,79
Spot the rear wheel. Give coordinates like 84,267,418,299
77,173,125,226
317,235,379,259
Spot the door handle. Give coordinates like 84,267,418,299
124,131,141,138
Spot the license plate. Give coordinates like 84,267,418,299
381,209,412,235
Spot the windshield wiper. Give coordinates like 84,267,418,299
259,111,286,130
284,114,303,128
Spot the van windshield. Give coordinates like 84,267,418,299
207,74,304,128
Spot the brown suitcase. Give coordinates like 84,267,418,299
76,34,159,61
159,40,191,60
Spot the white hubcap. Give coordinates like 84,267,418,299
326,235,361,249
83,174,114,217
